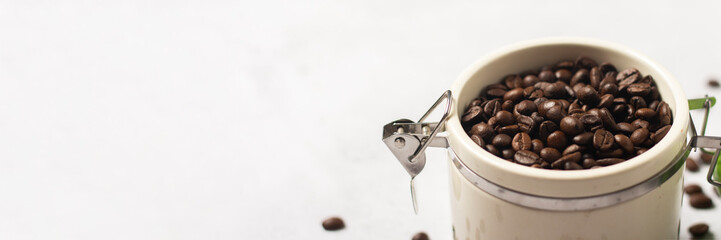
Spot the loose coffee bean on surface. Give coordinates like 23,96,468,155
701,152,714,164
412,232,430,240
684,184,703,195
689,193,714,209
463,56,671,169
688,223,709,238
322,217,345,231
709,78,719,87
686,157,699,172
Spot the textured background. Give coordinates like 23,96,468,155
0,0,720,239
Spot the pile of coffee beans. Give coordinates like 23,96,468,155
461,56,673,170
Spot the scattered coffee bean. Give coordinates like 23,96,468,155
686,157,699,172
322,217,345,231
689,193,714,209
709,78,719,88
688,223,709,238
701,152,714,164
463,56,671,169
412,232,430,240
684,184,703,195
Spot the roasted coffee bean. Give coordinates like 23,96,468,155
539,100,560,116
514,150,540,166
470,135,485,147
648,100,660,111
686,157,699,172
593,129,614,150
598,108,618,131
495,111,515,126
530,163,543,168
636,148,648,155
589,67,602,89
538,120,559,140
689,193,713,209
634,108,656,120
484,99,502,116
596,158,625,166
540,147,561,163
616,122,637,134
562,144,582,156
617,68,641,88
538,70,556,82
626,83,651,96
688,223,709,238
576,86,600,106
575,56,598,69
486,88,507,98
573,132,594,145
709,79,720,88
531,111,545,123
631,119,650,129
516,115,536,133
547,130,568,150
486,144,501,157
597,94,614,109
322,217,345,231
701,152,714,164
545,105,566,123
611,104,630,123
684,184,703,195
598,62,616,75
501,100,514,112
492,134,512,148
504,74,523,89
559,116,584,136
512,132,532,151
461,106,483,123
652,125,671,143
579,114,602,131
570,69,589,86
502,148,515,160
412,232,430,240
599,82,618,96
582,158,596,169
532,139,544,154
487,117,498,129
544,82,568,99
523,75,540,88
503,88,525,103
564,161,583,170
657,101,672,126
514,100,537,116
551,152,582,169
614,134,634,153
556,60,575,70
498,125,520,135
470,123,494,140
597,148,624,158
555,69,572,83
630,96,647,109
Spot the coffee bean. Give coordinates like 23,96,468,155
579,114,602,132
501,100,514,112
551,152,581,169
514,150,540,166
504,74,523,89
538,70,556,82
701,152,714,164
689,193,713,209
648,100,659,111
616,122,637,134
599,82,618,96
652,125,671,143
514,100,537,116
564,161,583,170
512,132,532,151
562,144,582,156
498,124,520,135
470,123,494,140
575,56,598,69
470,135,485,147
684,184,703,195
462,106,483,124
657,101,672,126
630,96,647,109
538,121,559,140
532,139,544,154
484,99,501,116
686,157,699,172
598,108,618,131
634,108,656,120
576,86,600,106
573,132,594,145
596,158,625,166
570,69,589,86
614,134,634,153
412,232,430,240
492,134,512,148
544,82,568,99
547,130,568,150
322,217,345,231
631,119,650,129
523,75,540,88
545,105,566,123
516,115,536,133
597,94,614,109
593,129,614,151
626,83,651,96
589,67,602,89
540,147,561,163
597,148,624,158
599,62,617,75
486,88,507,98
582,158,596,169
636,148,648,155
503,88,525,103
559,116,584,136
495,111,515,126
617,68,641,88
688,223,709,238
485,144,500,157
709,79,720,88
502,148,515,160
556,60,575,70
555,69,572,83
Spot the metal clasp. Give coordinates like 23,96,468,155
687,96,721,187
382,90,452,213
